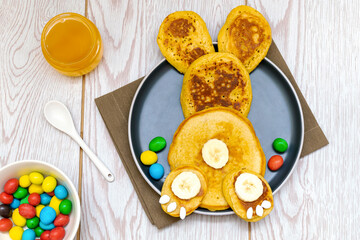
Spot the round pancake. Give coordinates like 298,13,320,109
180,52,252,119
223,169,273,222
157,11,215,74
218,5,272,73
168,107,266,211
160,165,207,217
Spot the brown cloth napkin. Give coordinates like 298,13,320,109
95,42,328,229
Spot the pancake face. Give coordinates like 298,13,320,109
218,5,272,73
160,166,207,218
223,169,273,222
157,11,215,73
180,53,252,119
168,107,266,211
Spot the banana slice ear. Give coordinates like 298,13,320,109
160,165,207,218
222,168,273,222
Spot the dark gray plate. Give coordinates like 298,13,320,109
128,48,304,216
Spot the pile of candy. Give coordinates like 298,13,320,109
268,138,288,171
140,136,166,180
0,172,72,240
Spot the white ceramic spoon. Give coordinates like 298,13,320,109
44,100,115,182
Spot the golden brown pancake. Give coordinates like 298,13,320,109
223,169,273,222
218,5,272,73
180,52,252,119
160,166,207,217
168,107,266,211
157,11,215,73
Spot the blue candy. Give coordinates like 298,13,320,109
22,229,36,240
39,221,55,230
40,193,51,205
54,185,68,200
149,163,164,180
10,198,20,209
39,206,56,225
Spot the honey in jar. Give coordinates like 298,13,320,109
41,13,103,76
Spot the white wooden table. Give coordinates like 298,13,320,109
1,0,359,239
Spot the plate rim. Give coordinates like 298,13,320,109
128,54,304,216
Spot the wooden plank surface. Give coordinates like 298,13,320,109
0,0,83,198
1,0,359,239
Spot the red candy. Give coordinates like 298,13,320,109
0,192,13,205
268,155,284,171
0,218,13,231
40,230,51,240
28,193,41,206
4,178,19,194
50,227,65,240
19,203,36,219
47,191,55,197
54,214,70,227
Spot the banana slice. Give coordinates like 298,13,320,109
235,173,263,202
171,172,201,200
201,139,229,169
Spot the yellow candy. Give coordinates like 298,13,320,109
140,151,158,165
36,204,45,217
9,226,23,240
42,176,57,192
29,172,44,185
49,196,62,215
12,208,26,227
29,184,44,194
19,175,31,188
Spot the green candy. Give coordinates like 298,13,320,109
273,138,288,153
26,217,40,229
34,226,44,237
149,137,166,152
59,199,72,215
20,194,30,204
13,187,28,199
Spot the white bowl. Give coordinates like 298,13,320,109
0,160,81,240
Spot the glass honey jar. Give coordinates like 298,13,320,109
41,13,103,76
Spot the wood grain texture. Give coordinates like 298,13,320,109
248,0,360,239
0,0,84,188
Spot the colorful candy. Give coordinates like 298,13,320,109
149,163,164,180
19,175,31,188
0,192,14,204
272,138,288,153
10,198,20,209
40,193,52,205
19,204,36,219
4,178,19,194
9,226,24,240
0,218,13,231
28,193,41,206
140,151,158,165
22,229,36,240
59,199,72,215
29,172,44,185
268,155,284,171
0,204,12,218
149,136,166,152
29,184,44,195
54,214,69,227
13,187,28,199
12,208,26,227
40,206,57,225
50,227,65,240
26,217,40,229
42,176,57,193
0,173,72,239
54,185,68,200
